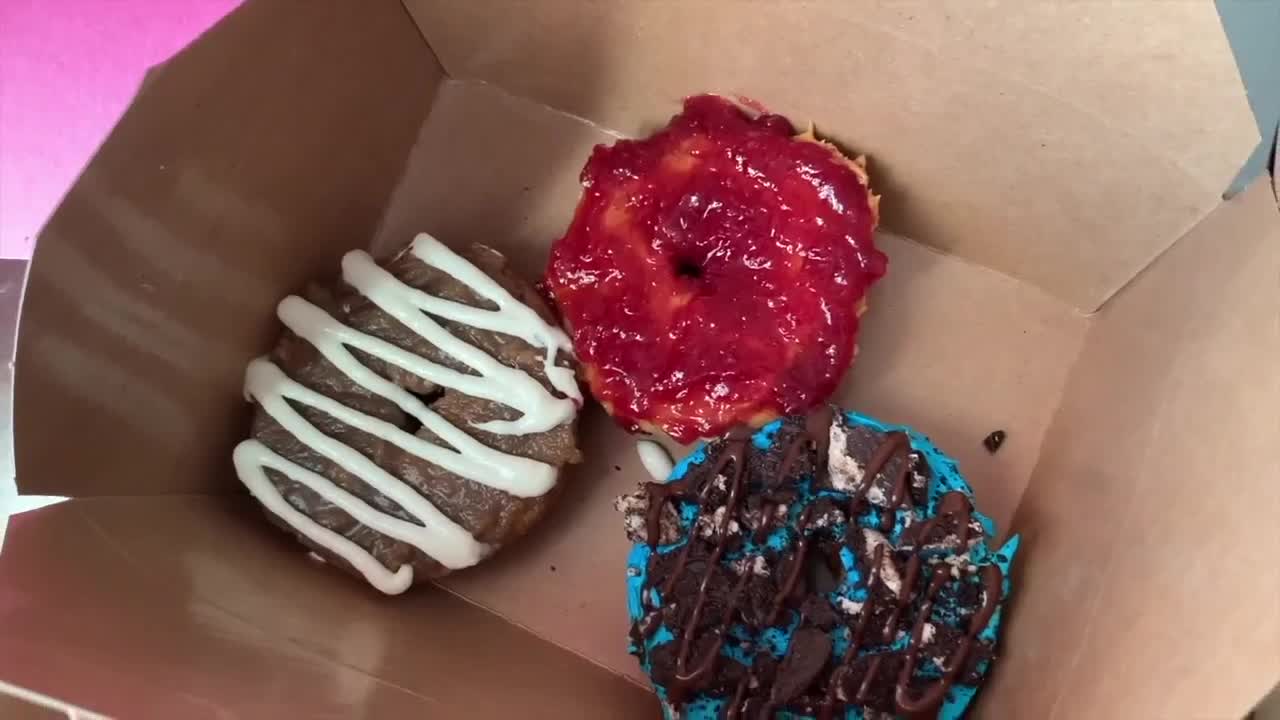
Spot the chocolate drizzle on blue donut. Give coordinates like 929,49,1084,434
627,408,1020,720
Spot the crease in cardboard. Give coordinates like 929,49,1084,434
1088,193,1224,315
391,0,447,81
467,77,628,142
1097,137,1279,317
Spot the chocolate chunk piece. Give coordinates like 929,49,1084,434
804,544,841,595
800,595,840,630
772,627,833,702
983,430,1007,454
615,487,682,545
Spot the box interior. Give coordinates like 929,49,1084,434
5,1,1278,718
994,177,1280,719
402,0,1257,312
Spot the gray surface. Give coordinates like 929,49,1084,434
1218,0,1280,197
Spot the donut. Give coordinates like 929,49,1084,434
233,233,582,594
545,95,886,443
617,408,1019,719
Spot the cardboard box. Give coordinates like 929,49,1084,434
3,1,1278,717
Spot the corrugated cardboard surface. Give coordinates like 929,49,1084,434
991,179,1280,719
403,0,1257,311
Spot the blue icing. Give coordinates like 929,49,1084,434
753,418,785,449
626,543,650,620
679,503,701,527
645,624,675,653
764,527,791,552
978,535,1020,644
722,636,752,666
760,625,795,657
669,444,709,482
627,410,1020,719
994,535,1020,578
684,695,726,719
838,547,865,593
940,684,977,720
831,625,851,659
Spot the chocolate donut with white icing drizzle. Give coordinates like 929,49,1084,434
619,409,1020,719
235,233,582,595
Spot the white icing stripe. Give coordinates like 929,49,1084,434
404,234,581,404
234,233,580,593
245,358,555,497
343,249,577,435
242,361,487,568
636,439,675,482
276,298,556,495
235,441,418,595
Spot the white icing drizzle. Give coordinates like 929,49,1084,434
233,233,580,594
636,439,675,482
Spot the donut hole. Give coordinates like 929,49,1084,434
673,258,703,279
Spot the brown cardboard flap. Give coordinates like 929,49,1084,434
990,178,1280,719
386,79,1087,682
402,0,1256,310
0,497,657,719
14,0,442,498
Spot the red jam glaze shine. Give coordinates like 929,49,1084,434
546,95,886,443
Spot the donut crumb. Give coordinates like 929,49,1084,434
983,430,1007,454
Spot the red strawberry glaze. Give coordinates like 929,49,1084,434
545,94,886,443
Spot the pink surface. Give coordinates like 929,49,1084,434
0,0,241,259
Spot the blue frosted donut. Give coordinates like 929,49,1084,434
620,409,1019,719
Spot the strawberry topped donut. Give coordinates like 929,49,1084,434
545,95,885,443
